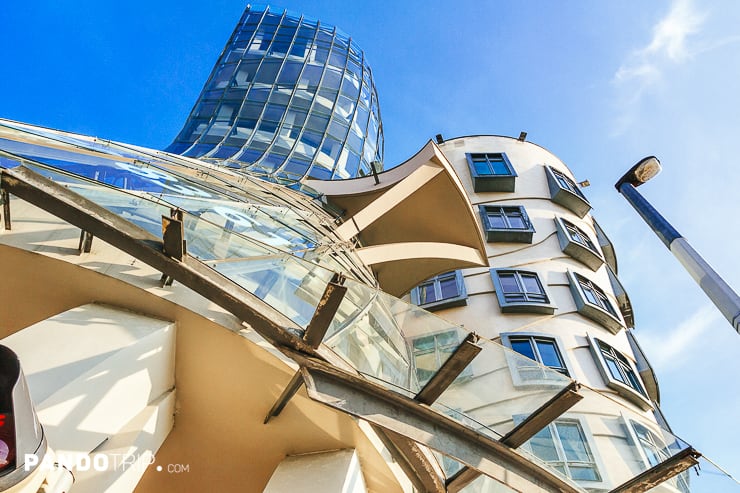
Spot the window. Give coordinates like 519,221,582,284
479,205,535,243
508,336,569,376
491,269,555,314
501,333,572,387
545,166,591,218
589,336,651,409
411,330,470,387
410,271,467,311
578,274,617,316
554,217,603,271
525,419,601,483
625,420,690,493
466,152,517,192
567,271,623,333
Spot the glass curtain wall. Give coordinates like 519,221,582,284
167,5,384,185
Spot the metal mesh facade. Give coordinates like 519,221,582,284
166,4,384,184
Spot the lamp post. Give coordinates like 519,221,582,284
615,156,740,334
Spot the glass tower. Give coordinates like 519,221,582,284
167,4,384,183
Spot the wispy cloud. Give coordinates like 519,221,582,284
611,0,706,134
615,0,705,85
639,304,720,371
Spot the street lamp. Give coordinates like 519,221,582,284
615,156,740,334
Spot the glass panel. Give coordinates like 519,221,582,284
520,274,543,294
510,339,536,361
556,422,592,462
212,255,334,328
439,276,458,300
506,214,526,229
418,282,437,304
530,427,560,461
536,341,562,369
491,158,509,175
498,274,519,293
487,213,506,229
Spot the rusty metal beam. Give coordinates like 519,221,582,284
500,381,583,449
372,426,445,493
289,352,582,493
0,166,316,355
609,447,700,493
446,466,481,493
303,272,347,348
263,370,304,424
414,332,481,406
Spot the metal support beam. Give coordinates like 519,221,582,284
414,332,481,405
446,466,481,493
303,272,347,348
0,166,317,355
263,370,305,424
2,189,10,230
609,447,700,493
289,352,581,493
78,230,93,254
500,381,583,448
372,426,445,493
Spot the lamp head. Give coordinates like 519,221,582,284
615,156,662,190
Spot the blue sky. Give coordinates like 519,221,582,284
2,0,739,483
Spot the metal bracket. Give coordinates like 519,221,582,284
78,230,94,254
303,272,347,348
162,209,186,261
414,332,481,406
263,370,305,424
500,381,583,448
2,189,10,230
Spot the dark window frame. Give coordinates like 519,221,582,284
466,152,517,192
588,335,652,410
554,217,604,271
567,271,624,333
491,269,556,314
410,270,468,311
545,166,591,218
501,332,573,388
479,205,535,243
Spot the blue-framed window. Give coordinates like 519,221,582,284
410,271,467,311
501,333,573,387
588,336,651,409
466,153,517,192
567,271,623,333
506,335,570,376
545,166,591,218
479,205,535,243
491,269,555,314
554,217,603,271
577,274,617,316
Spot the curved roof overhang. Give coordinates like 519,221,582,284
305,141,488,296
